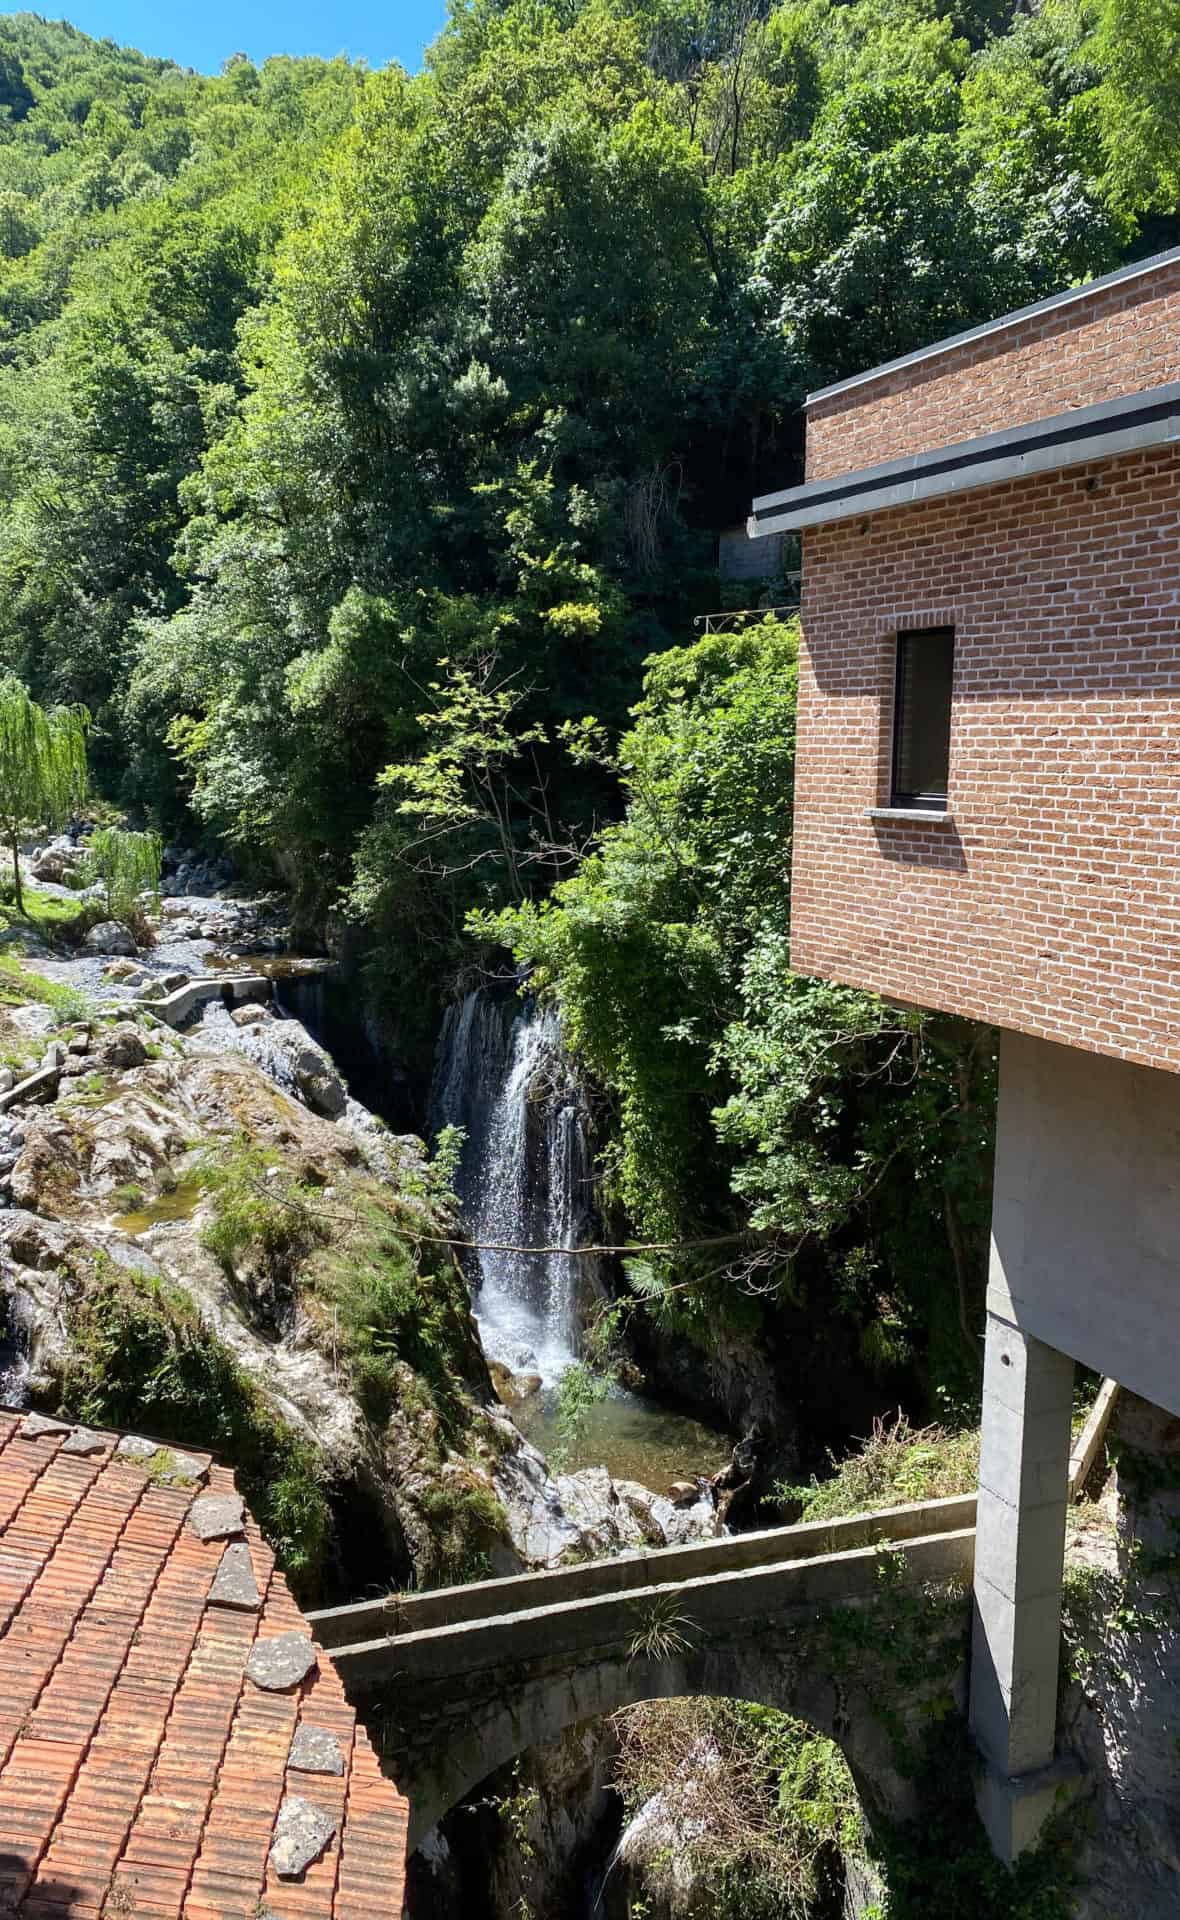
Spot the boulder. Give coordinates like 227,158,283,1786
490,1360,543,1405
292,1042,347,1119
30,841,86,885
231,1005,272,1028
96,1024,147,1071
103,958,139,982
83,921,136,957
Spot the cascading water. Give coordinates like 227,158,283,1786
431,989,600,1384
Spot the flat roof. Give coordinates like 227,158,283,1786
805,243,1180,410
751,378,1180,535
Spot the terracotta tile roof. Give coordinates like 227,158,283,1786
0,1409,408,1918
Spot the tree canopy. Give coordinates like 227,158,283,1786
0,0,1175,1390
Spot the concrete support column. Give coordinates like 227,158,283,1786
970,1308,1074,1861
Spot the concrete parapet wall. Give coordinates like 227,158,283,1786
310,1492,977,1651
331,1526,974,1693
140,975,270,1028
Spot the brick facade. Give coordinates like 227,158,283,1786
791,438,1180,1075
806,253,1180,481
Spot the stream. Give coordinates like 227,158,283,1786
431,986,731,1487
24,885,732,1493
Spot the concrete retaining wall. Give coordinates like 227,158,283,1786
140,975,270,1028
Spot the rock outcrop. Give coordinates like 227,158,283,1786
83,920,137,956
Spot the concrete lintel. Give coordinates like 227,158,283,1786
975,1752,1085,1866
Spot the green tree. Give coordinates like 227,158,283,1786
486,618,994,1404
0,673,88,913
1091,0,1180,213
84,825,162,923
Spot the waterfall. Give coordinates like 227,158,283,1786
431,989,600,1384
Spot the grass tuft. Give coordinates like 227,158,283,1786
774,1413,979,1524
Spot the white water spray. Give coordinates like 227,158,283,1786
431,990,599,1384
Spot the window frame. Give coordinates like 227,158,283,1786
889,624,955,812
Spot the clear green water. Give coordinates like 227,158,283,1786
514,1385,732,1488
113,1179,203,1236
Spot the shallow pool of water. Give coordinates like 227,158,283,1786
514,1384,732,1489
112,1179,203,1237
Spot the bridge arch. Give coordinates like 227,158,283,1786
398,1632,956,1849
315,1504,976,1854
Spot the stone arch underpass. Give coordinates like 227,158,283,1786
308,1495,976,1851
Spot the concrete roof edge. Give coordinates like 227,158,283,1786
750,379,1180,534
803,244,1180,411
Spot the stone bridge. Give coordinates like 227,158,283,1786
309,1495,976,1849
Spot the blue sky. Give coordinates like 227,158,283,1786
35,2,450,74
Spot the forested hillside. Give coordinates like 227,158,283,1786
0,0,1175,1420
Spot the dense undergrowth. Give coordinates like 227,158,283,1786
775,1414,980,1523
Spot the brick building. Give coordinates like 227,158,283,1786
750,245,1180,1859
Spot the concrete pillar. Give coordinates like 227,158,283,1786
970,1308,1074,1861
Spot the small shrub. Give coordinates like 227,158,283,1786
325,1232,472,1433
55,1254,332,1594
198,1134,329,1291
82,826,162,925
774,1414,980,1524
419,1474,506,1585
612,1697,861,1920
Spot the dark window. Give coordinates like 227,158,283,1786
891,626,955,809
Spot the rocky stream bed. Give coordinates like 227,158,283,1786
0,858,735,1597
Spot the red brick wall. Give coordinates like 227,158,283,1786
806,256,1180,482
790,444,1180,1074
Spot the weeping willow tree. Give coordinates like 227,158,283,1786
0,675,89,914
86,827,163,923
